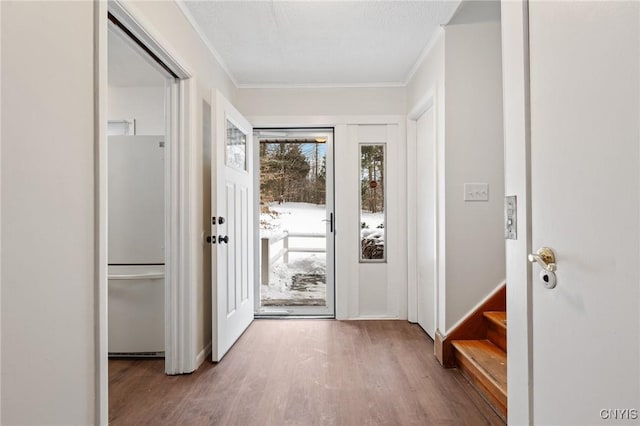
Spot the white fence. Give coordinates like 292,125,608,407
260,230,326,285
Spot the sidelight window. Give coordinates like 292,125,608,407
360,144,386,262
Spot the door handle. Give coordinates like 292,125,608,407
218,235,229,244
529,247,558,289
206,235,216,244
322,213,334,233
528,247,557,272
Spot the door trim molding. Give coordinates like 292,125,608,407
406,87,441,334
253,127,336,317
406,88,437,325
94,2,108,424
95,2,195,424
501,0,534,423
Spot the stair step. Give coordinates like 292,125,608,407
452,339,507,420
484,311,507,352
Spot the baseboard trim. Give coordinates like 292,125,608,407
346,316,404,320
435,283,506,368
196,341,212,368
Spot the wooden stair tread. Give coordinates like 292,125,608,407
452,339,507,416
484,311,507,353
483,311,506,329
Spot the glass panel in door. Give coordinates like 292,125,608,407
255,129,334,317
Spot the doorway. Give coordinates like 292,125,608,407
99,3,195,422
106,19,172,360
254,128,335,317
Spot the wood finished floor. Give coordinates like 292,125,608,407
109,320,505,425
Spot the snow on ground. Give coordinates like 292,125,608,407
361,211,385,236
263,253,326,302
261,202,327,236
258,202,387,303
361,211,384,229
260,202,327,304
361,211,385,244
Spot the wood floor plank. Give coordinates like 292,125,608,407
109,320,505,425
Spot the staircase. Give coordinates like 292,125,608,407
452,311,507,421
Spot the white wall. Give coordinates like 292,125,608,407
0,2,4,421
236,87,406,117
442,20,505,331
108,86,165,135
406,34,444,116
1,2,95,424
406,6,505,335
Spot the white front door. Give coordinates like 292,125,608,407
529,2,639,423
211,90,254,361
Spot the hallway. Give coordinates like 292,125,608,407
109,320,504,425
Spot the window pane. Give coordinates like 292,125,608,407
360,144,385,262
226,119,246,170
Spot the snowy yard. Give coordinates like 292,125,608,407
259,202,385,306
360,211,385,260
260,202,327,306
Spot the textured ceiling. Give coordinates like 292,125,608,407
180,1,461,87
108,27,168,87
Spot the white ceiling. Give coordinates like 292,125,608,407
180,0,461,87
108,27,168,87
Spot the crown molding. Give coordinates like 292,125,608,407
403,27,444,86
174,0,239,87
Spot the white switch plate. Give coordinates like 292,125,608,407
464,183,489,201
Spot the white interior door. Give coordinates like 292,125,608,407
529,2,639,423
211,90,254,362
416,107,436,338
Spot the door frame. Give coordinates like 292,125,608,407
501,0,534,424
406,88,439,331
249,115,406,320
253,127,336,317
95,1,195,424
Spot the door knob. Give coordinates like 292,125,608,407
529,247,558,289
206,235,216,244
218,235,229,244
528,247,557,272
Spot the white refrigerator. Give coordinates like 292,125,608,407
108,135,165,357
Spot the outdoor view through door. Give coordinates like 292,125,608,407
256,129,335,317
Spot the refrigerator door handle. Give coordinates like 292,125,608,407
108,273,165,280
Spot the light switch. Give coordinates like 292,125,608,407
464,183,489,201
